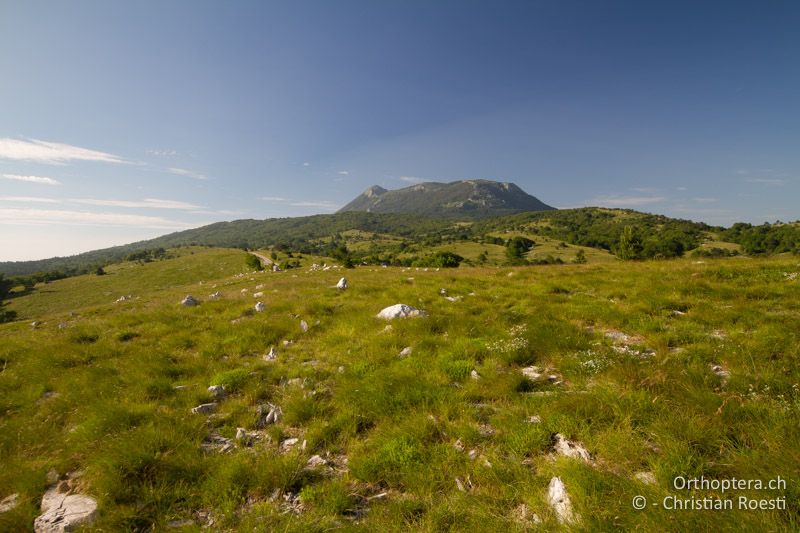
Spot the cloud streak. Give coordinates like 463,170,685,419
588,195,666,207
0,196,202,210
399,176,425,183
168,167,208,181
0,138,126,165
2,173,61,186
0,208,198,229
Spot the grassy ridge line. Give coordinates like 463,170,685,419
1,249,799,530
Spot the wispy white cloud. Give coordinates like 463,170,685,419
147,149,178,157
302,162,310,167
2,173,61,186
743,177,785,185
167,167,208,181
0,196,202,210
692,197,718,204
0,138,126,165
399,176,425,183
588,195,666,207
0,196,61,204
260,196,289,202
676,186,688,191
289,200,340,210
0,208,198,229
337,170,349,176
72,198,202,210
630,187,662,193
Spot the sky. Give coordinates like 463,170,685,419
1,0,798,261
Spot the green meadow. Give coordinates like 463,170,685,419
1,247,798,531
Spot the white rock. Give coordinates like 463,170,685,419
34,486,97,533
547,476,577,524
253,291,264,298
272,264,281,272
254,301,266,312
280,438,299,452
306,455,328,468
207,385,226,399
336,277,348,290
115,295,131,303
263,347,277,361
526,415,542,424
399,346,413,357
208,291,221,300
191,403,218,414
521,366,542,380
470,369,481,380
444,296,463,302
376,304,427,320
300,320,308,332
711,363,731,381
0,493,18,513
181,295,198,306
257,404,282,427
553,433,592,463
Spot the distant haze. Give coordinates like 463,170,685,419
1,1,798,260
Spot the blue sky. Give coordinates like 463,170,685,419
1,1,798,260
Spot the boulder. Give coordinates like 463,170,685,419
34,484,97,533
336,277,348,290
399,346,413,357
254,301,266,312
207,385,226,399
181,295,198,307
553,433,592,463
376,304,427,320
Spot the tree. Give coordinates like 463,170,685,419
615,226,642,260
573,249,587,264
506,236,535,264
95,266,106,276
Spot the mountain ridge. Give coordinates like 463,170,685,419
338,179,555,217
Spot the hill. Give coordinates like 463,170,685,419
0,248,797,530
338,179,554,218
0,208,714,278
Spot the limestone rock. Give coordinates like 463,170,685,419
0,493,19,513
521,366,542,380
263,347,277,361
336,277,348,290
553,433,592,463
34,484,97,533
376,304,427,320
254,301,266,312
634,471,657,485
208,291,221,300
399,346,413,357
547,476,577,524
191,403,218,414
207,385,226,399
181,295,198,307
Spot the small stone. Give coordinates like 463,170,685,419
255,301,266,312
336,277,348,290
399,346,413,357
453,439,464,452
306,455,328,468
207,385,226,399
253,291,264,298
191,403,218,414
470,369,481,380
0,493,19,513
553,433,592,463
526,415,542,424
468,449,479,460
181,295,198,306
521,366,542,380
280,438,299,452
263,347,277,361
300,320,308,332
208,291,221,300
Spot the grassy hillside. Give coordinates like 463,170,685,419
1,248,798,531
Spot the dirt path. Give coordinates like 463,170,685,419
249,251,273,267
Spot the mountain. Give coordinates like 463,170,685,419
337,179,555,218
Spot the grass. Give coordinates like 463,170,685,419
1,248,798,531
